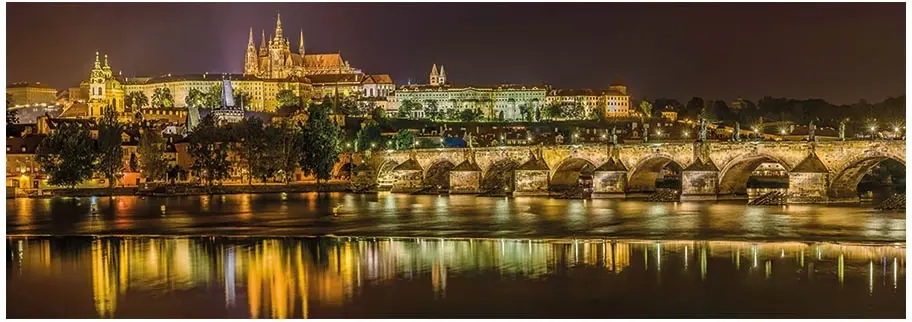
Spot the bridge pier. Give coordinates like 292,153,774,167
592,158,627,199
351,162,376,192
513,153,550,196
680,146,720,201
449,160,482,194
390,159,423,193
786,152,829,203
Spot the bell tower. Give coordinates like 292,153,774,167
244,28,258,75
429,64,439,86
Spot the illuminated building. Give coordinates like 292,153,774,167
393,64,548,120
545,83,630,118
7,82,59,107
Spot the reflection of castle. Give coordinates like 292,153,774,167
9,238,907,318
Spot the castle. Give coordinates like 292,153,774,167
243,13,360,78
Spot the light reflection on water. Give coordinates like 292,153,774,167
6,237,905,318
6,194,905,242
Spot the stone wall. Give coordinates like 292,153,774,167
514,170,550,196
592,170,627,198
450,171,481,194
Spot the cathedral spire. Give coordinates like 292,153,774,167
248,28,254,46
274,12,283,39
299,29,305,54
439,65,446,84
259,30,267,54
93,51,101,69
429,64,439,85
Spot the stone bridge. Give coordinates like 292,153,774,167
338,140,905,204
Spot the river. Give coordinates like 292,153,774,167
6,193,906,318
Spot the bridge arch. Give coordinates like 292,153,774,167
829,152,906,200
423,159,456,189
332,161,354,180
718,153,792,196
550,158,597,192
627,155,683,193
481,159,520,193
376,159,400,189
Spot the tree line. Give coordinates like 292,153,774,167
33,99,343,190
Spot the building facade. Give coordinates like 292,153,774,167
7,82,58,107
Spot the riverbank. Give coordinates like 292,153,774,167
11,182,350,198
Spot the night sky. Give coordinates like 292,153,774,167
6,2,905,104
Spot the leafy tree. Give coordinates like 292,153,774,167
185,88,206,108
125,91,149,111
128,153,138,173
390,129,414,150
458,108,483,122
519,104,534,122
397,100,422,119
187,114,232,187
424,101,441,120
138,126,168,182
561,102,585,120
166,164,184,183
7,93,18,133
35,122,98,188
542,102,562,120
266,119,302,184
203,84,222,108
151,87,174,108
355,119,383,151
234,90,253,109
684,97,705,120
232,117,267,184
298,101,343,186
276,89,302,108
96,107,125,190
637,100,653,121
333,96,360,116
370,106,386,120
712,100,736,122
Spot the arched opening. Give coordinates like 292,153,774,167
481,159,519,193
423,160,456,191
718,155,790,201
627,157,683,194
376,160,398,191
333,162,353,180
831,156,905,204
550,158,596,195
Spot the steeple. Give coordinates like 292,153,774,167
259,30,267,55
247,28,255,46
429,64,439,85
93,51,101,69
274,12,283,39
439,65,446,85
298,29,305,54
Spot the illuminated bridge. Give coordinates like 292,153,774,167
341,140,905,204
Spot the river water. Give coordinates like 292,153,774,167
6,193,907,318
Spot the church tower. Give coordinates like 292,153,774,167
438,65,446,85
87,52,125,118
268,12,291,78
244,28,258,75
429,64,439,86
298,29,305,55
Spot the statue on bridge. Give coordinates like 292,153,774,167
808,120,816,142
610,126,618,145
698,118,708,142
642,123,649,143
733,122,741,142
839,120,846,141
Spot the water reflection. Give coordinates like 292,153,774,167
7,237,906,318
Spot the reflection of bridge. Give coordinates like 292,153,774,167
345,140,905,203
9,237,906,318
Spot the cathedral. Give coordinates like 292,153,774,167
244,13,360,79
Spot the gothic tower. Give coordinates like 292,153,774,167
268,12,290,78
244,28,258,75
299,29,305,55
429,64,439,86
438,65,446,85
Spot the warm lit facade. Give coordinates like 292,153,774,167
545,84,630,118
392,64,546,120
7,82,59,107
121,74,313,113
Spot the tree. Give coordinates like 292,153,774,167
234,90,253,109
151,87,174,108
637,100,653,121
232,117,267,185
519,104,534,122
458,108,483,122
267,119,302,184
390,129,414,150
424,101,441,120
542,102,562,120
276,89,302,108
356,119,383,151
370,106,386,120
128,153,138,173
125,91,149,111
203,84,222,108
185,88,206,108
35,122,98,188
187,114,232,187
684,97,705,120
397,100,422,119
561,102,585,120
138,126,168,182
334,96,360,116
7,93,18,133
712,100,736,122
96,107,124,190
298,101,343,186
